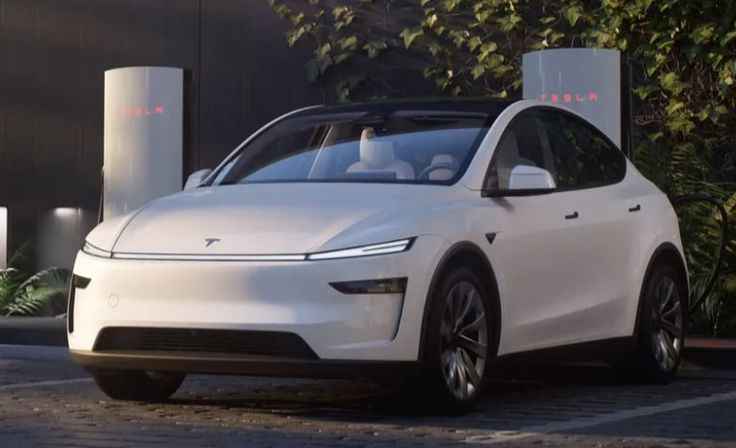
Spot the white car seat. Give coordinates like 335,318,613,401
347,128,415,180
425,154,459,181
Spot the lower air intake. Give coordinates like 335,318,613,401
94,327,318,359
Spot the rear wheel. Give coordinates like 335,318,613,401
92,370,185,401
623,264,686,383
423,265,494,413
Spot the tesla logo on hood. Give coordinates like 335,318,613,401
204,238,221,247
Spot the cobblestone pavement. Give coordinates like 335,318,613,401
0,346,734,447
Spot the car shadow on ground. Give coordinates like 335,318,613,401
168,362,672,415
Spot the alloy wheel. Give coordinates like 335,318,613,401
440,280,488,400
650,275,684,372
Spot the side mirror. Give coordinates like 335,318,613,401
184,169,212,190
508,165,556,191
483,164,556,197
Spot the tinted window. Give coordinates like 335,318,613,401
486,114,549,190
539,110,626,189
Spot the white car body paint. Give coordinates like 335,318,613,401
69,100,685,367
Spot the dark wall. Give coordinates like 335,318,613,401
198,0,320,169
0,0,320,262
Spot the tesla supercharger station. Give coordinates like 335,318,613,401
522,48,633,157
103,66,184,221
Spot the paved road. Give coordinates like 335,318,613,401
0,345,735,447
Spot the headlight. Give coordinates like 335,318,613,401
307,238,415,261
83,242,112,258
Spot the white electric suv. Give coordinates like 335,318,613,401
69,99,687,412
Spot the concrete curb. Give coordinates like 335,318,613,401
0,317,67,347
684,338,736,369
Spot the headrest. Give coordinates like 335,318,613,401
359,128,395,169
427,154,459,181
431,154,459,167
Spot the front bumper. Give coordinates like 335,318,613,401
68,236,446,366
69,349,419,379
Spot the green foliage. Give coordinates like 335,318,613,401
267,0,736,335
0,246,70,316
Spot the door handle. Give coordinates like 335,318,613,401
628,204,641,213
565,211,579,220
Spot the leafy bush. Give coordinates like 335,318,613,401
268,0,736,336
0,246,70,316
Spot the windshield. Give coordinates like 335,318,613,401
214,106,501,186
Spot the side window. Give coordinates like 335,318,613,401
539,111,626,190
486,113,550,190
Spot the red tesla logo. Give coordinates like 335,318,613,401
537,92,600,104
121,105,165,117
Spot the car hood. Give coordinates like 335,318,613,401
109,183,451,255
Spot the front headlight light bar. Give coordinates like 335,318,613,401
306,238,415,261
83,237,415,262
82,242,112,258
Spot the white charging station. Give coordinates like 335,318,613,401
103,66,184,220
523,48,631,154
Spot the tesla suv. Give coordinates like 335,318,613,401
69,99,687,412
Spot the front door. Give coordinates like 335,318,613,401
484,110,595,354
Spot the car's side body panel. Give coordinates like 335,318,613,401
479,164,682,355
457,101,686,355
479,190,593,353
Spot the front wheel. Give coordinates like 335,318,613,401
423,265,494,413
623,264,686,383
92,370,185,401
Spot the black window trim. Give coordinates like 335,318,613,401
481,105,627,196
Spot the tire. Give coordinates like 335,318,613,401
622,263,687,383
92,370,185,401
422,265,495,413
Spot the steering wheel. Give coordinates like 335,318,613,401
418,163,459,180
